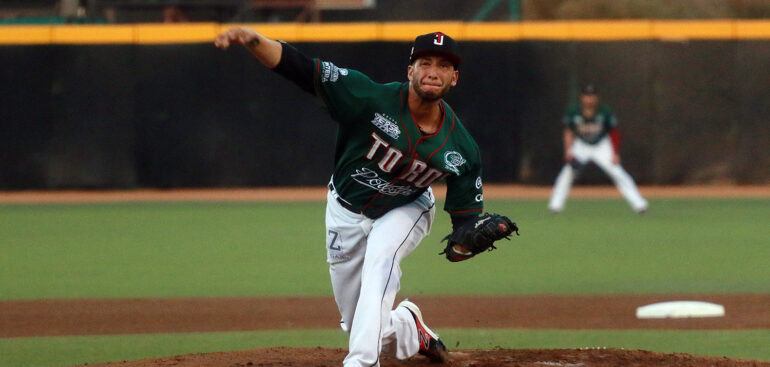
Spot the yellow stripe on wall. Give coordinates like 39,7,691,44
298,23,380,41
652,20,736,40
567,21,652,41
237,23,299,42
463,23,522,40
1,20,770,45
733,20,770,39
0,26,52,44
52,25,135,44
380,22,466,41
135,23,220,44
519,21,570,40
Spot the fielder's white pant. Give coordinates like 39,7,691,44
326,187,436,367
549,137,648,213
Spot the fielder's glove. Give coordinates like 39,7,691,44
440,213,519,262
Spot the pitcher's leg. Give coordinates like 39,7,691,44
344,204,434,366
329,255,364,333
549,164,575,212
381,305,420,358
325,191,370,336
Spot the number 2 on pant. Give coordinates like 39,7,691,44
328,230,341,250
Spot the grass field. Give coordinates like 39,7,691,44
1,197,769,366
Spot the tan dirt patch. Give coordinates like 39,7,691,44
3,294,769,338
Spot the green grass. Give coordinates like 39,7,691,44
405,198,770,295
1,199,768,299
0,202,330,299
1,329,769,367
1,198,768,366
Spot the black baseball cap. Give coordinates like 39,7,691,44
581,83,599,95
409,32,461,68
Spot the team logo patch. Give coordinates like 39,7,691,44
444,151,466,174
433,33,445,45
320,61,347,83
371,113,400,139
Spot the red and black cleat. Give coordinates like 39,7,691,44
399,300,449,363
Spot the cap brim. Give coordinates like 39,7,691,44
410,50,461,67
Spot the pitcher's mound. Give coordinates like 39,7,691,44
85,347,769,366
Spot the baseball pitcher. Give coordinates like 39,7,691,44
215,28,517,366
548,84,648,213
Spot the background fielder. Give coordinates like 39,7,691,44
215,28,514,367
548,84,648,213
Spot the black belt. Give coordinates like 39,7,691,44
328,183,364,215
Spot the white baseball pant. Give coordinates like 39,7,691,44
549,137,648,213
326,186,436,367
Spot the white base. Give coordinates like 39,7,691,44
636,301,725,319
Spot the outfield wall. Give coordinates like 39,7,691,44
1,22,768,189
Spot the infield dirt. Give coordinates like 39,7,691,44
3,294,770,338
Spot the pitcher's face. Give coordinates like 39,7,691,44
408,55,458,101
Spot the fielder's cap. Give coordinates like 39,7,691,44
581,83,599,95
409,32,461,68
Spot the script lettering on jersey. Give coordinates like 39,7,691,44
350,168,417,196
364,132,450,190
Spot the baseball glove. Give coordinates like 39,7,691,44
440,213,519,262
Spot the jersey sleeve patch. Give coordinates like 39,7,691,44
443,148,484,216
313,59,375,125
319,61,349,83
443,151,467,174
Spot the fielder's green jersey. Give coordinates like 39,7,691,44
563,104,618,145
314,60,483,219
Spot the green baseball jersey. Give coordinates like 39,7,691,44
563,104,618,145
314,59,483,219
